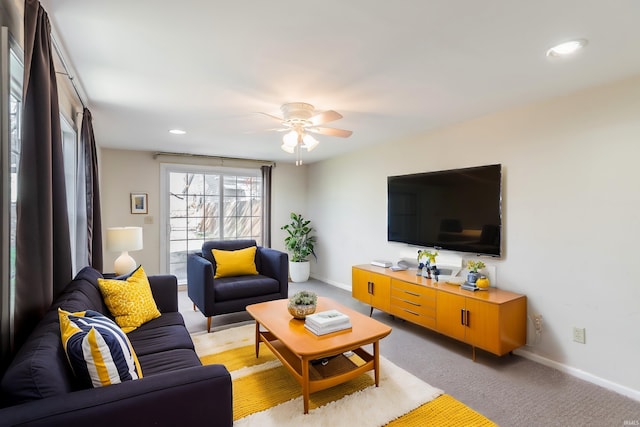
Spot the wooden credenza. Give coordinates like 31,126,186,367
352,264,527,359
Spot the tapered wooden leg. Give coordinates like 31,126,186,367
207,317,212,333
255,321,260,358
302,358,310,414
374,340,380,387
369,306,374,317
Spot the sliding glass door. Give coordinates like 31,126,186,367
160,164,263,283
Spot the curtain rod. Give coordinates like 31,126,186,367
50,33,87,109
152,152,276,167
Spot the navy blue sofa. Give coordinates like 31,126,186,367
187,240,288,332
0,267,232,426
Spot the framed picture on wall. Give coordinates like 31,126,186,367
130,192,148,214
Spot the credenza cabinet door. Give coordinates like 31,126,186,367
435,292,467,342
352,268,390,312
464,298,499,354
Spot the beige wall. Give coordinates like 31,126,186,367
100,150,307,274
307,74,640,398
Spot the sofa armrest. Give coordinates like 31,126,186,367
0,364,232,426
258,247,289,299
187,253,216,315
148,274,178,313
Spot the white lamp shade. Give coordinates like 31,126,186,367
106,227,143,252
107,227,143,275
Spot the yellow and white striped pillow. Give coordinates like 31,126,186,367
59,308,142,388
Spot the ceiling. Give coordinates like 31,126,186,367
40,0,640,165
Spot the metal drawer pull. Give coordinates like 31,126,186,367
403,309,420,316
400,299,421,307
403,290,420,297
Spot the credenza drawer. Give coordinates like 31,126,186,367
389,301,436,329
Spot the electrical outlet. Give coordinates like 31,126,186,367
573,327,586,344
533,314,543,334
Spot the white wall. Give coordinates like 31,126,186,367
100,150,307,274
308,75,640,398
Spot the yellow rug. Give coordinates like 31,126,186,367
193,324,496,426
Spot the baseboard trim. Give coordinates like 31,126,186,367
514,348,640,402
309,274,351,292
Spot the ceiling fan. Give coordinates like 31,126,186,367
260,102,352,164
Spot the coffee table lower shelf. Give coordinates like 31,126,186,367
256,329,377,413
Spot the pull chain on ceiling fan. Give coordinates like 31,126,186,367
260,102,352,165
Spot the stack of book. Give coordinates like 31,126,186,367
304,310,352,335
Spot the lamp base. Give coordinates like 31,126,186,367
114,252,137,276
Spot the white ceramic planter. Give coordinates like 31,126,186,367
289,261,310,282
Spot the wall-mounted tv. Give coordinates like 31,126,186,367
387,164,502,257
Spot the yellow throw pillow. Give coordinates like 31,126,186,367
98,265,161,333
212,246,259,278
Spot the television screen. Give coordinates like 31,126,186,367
387,164,502,256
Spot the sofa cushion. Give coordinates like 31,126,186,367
213,274,280,302
98,265,161,333
137,349,202,376
0,310,78,405
59,309,142,388
212,246,258,278
52,266,110,314
127,324,195,356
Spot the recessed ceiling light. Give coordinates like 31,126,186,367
546,39,588,57
169,129,186,135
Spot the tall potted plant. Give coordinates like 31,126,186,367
281,212,317,282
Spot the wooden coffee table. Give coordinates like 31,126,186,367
246,297,392,414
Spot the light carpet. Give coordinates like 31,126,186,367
192,323,496,426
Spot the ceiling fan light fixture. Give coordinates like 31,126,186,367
280,143,295,154
282,130,299,147
302,134,319,151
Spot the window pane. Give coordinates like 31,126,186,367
165,169,262,283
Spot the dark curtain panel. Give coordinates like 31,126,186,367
261,165,272,247
81,108,103,271
14,0,72,347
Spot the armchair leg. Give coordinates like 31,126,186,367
207,317,212,333
193,303,196,311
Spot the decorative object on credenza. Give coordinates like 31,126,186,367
106,226,143,276
476,275,490,289
281,212,317,282
466,260,486,284
130,192,148,214
417,250,438,278
287,290,317,319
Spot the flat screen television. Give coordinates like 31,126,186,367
387,164,502,257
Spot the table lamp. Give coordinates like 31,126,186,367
106,226,143,275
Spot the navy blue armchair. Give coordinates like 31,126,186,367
187,240,288,332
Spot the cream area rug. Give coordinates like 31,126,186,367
192,323,445,426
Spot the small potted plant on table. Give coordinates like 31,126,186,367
288,290,318,319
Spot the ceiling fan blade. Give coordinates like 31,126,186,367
308,127,353,138
310,110,343,126
257,112,285,122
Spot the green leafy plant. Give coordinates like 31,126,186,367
289,290,317,306
417,250,438,263
281,212,317,262
467,260,486,273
